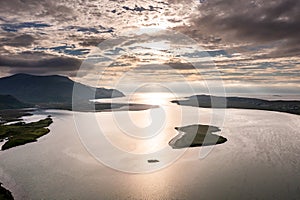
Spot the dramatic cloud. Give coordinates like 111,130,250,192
0,0,75,21
0,0,298,89
178,0,300,57
0,53,82,75
0,34,35,47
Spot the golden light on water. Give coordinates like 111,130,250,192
130,92,176,106
96,92,183,154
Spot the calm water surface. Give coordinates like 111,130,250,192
0,93,300,199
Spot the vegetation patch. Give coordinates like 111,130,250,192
0,117,53,150
169,124,227,149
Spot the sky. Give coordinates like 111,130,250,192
0,0,299,94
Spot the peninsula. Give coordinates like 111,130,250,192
171,95,300,115
0,116,53,150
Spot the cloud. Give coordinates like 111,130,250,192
0,34,35,47
0,0,298,88
34,44,90,56
0,0,74,21
179,0,300,57
78,37,106,47
0,53,82,75
182,50,230,58
66,26,114,34
121,5,163,12
1,22,51,32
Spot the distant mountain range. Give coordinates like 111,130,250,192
172,95,300,115
0,74,124,108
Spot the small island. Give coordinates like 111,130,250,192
148,159,160,163
0,117,53,150
169,124,227,149
0,183,14,200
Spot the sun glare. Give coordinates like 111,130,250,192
131,92,175,105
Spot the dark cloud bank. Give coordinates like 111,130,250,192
0,54,81,75
176,0,300,57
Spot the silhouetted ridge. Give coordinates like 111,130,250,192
0,94,31,110
0,73,124,105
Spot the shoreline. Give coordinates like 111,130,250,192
169,124,227,149
0,166,28,200
0,106,299,198
171,94,300,116
0,117,53,151
0,182,14,200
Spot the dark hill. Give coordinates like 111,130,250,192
0,73,124,105
0,94,31,110
171,94,300,115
